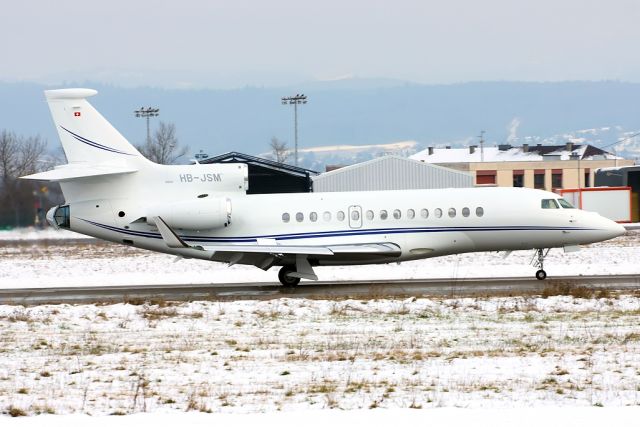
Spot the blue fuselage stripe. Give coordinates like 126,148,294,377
79,218,596,243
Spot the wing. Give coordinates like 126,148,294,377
153,216,402,277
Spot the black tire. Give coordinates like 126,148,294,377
535,269,547,280
278,266,300,286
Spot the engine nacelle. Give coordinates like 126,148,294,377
146,197,232,230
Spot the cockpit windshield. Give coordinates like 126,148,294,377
541,198,575,209
557,198,575,209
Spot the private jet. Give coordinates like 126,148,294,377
22,89,626,286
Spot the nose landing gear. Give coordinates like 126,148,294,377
535,269,547,281
532,248,550,280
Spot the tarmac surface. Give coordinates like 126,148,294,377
1,274,639,305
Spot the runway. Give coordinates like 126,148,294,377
1,274,639,305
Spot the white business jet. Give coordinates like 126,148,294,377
22,89,626,285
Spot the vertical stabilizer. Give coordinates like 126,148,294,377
44,88,149,165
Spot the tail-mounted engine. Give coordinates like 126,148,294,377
146,196,232,230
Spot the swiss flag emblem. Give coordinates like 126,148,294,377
74,112,81,117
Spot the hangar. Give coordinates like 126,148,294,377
200,152,318,194
312,156,473,192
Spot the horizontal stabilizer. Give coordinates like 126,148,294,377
21,163,137,182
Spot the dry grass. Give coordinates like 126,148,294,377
540,283,612,299
6,406,27,417
140,306,178,320
2,294,640,415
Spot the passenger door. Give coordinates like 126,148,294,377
348,205,363,229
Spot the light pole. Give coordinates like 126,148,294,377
281,94,307,166
134,107,160,144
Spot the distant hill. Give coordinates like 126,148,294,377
1,80,639,169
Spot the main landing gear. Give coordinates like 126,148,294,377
533,248,550,280
278,265,300,287
277,256,318,286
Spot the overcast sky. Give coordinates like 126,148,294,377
3,0,640,88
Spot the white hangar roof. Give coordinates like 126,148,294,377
312,156,473,192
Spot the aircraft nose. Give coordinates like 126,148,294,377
604,218,626,239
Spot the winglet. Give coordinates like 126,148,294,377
152,216,190,249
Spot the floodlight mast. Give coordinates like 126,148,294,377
281,94,307,166
134,107,160,145
478,130,485,162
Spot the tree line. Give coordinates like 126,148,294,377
0,130,62,228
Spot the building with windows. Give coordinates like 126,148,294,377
410,143,634,191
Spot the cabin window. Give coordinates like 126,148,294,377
296,212,304,222
476,207,484,217
323,211,332,221
434,208,442,218
310,212,318,222
541,199,559,209
337,211,345,221
282,213,290,223
393,209,401,219
366,210,374,220
407,209,415,219
351,210,360,221
380,210,388,220
557,199,575,209
448,208,456,218
462,207,470,217
420,208,429,219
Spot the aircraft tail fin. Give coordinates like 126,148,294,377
44,88,149,165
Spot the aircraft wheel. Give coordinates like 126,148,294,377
278,266,300,287
535,269,547,280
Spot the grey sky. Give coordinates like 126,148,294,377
3,0,640,88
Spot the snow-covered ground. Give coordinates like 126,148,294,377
4,407,640,426
1,295,640,420
0,228,93,242
2,228,640,424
